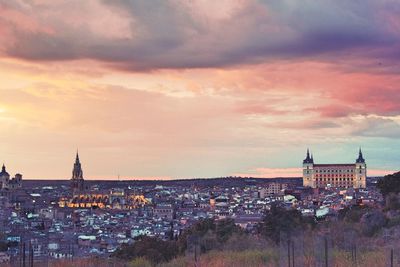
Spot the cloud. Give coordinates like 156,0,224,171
1,1,400,178
233,99,288,116
0,84,239,136
0,84,251,178
269,120,340,130
1,0,400,70
351,116,400,138
310,85,400,118
307,105,355,118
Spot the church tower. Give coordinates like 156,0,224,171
354,148,367,188
0,164,10,189
302,149,314,187
71,151,84,193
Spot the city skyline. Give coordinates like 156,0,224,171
0,148,394,180
1,1,400,179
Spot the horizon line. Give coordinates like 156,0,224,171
23,176,303,181
21,175,388,182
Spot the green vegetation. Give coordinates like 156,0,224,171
112,236,178,263
113,207,317,265
258,204,315,243
0,241,7,252
42,247,396,267
129,257,152,267
112,205,399,266
338,205,369,222
113,218,244,265
159,249,279,267
377,172,400,212
377,171,400,196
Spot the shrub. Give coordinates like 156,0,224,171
387,216,400,227
258,204,315,243
339,205,369,223
360,210,387,236
112,236,178,264
377,172,400,196
129,257,152,267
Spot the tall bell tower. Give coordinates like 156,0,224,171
71,151,84,193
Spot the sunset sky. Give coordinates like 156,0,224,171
0,0,399,179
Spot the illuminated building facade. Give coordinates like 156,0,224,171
58,189,149,209
303,149,367,189
60,151,149,209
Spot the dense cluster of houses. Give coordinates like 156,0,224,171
0,178,384,264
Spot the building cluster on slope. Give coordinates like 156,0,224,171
0,149,385,264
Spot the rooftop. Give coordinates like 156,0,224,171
313,164,356,167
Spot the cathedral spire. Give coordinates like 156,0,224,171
71,151,84,192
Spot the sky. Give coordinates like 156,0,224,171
0,0,400,179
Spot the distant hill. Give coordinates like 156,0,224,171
23,177,303,189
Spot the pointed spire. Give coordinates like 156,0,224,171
356,147,365,163
1,164,5,172
71,150,84,192
303,148,313,164
72,150,84,180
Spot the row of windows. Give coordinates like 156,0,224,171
315,169,354,173
316,178,353,181
316,182,353,186
315,174,354,178
316,183,354,187
155,209,173,213
306,170,363,175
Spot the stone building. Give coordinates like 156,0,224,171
0,164,22,190
303,149,366,188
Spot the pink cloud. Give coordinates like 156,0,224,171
1,1,399,72
0,4,54,34
233,100,288,115
1,2,400,179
